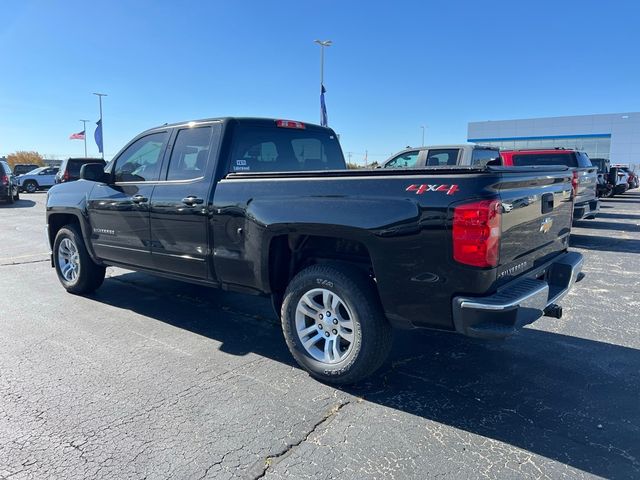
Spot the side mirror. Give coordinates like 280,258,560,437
80,163,107,183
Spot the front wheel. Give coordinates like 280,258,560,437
281,264,392,385
24,181,38,193
53,225,106,294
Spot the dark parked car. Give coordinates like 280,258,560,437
589,158,614,198
13,163,40,176
55,158,106,184
0,160,20,203
501,149,599,221
46,117,584,384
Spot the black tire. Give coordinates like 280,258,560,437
24,181,38,193
7,188,14,204
281,263,392,385
53,225,106,294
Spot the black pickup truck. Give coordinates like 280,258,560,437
46,117,584,384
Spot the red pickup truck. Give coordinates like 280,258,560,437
501,149,599,221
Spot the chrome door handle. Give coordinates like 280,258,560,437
131,194,148,203
182,196,204,206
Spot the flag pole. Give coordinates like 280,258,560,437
93,93,107,159
314,40,332,126
80,119,89,157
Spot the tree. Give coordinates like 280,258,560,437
6,151,45,168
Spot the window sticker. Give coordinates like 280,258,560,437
234,159,250,171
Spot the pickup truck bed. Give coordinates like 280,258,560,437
46,117,584,384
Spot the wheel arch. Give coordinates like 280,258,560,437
48,211,100,263
266,232,377,307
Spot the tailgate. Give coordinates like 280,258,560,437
496,169,573,284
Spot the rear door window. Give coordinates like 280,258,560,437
511,153,578,167
425,149,459,166
230,126,345,172
166,126,213,180
384,151,420,168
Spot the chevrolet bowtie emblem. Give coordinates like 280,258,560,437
539,217,553,234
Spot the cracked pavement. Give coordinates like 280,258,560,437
0,192,639,479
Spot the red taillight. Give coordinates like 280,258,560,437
571,171,579,197
276,119,305,129
1,175,8,185
63,170,70,182
453,199,501,268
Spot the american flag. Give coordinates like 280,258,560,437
69,130,85,140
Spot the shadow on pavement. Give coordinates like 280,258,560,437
90,271,640,478
597,212,640,220
0,199,36,209
601,197,640,204
570,233,640,254
573,220,640,233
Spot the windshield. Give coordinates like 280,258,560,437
27,167,46,175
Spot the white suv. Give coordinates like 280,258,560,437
17,167,59,193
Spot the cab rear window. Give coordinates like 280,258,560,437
230,126,346,172
512,153,577,167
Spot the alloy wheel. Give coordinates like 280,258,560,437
295,288,356,364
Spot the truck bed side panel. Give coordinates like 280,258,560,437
212,173,502,330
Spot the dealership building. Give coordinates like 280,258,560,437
467,112,640,167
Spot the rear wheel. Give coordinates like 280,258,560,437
24,181,38,193
12,186,19,201
281,264,392,385
6,187,14,204
53,225,106,294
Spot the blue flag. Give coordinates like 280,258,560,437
94,119,103,154
320,84,328,127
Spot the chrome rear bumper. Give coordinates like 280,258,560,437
452,251,584,339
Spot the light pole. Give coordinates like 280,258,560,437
314,39,332,126
79,119,89,157
420,125,427,146
93,92,107,159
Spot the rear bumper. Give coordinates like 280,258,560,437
0,185,10,198
574,198,600,220
452,251,584,339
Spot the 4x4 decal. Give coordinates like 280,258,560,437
406,184,459,195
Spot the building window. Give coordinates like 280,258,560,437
473,135,611,160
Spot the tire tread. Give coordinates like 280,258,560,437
281,263,392,385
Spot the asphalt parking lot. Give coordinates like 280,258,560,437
1,192,639,479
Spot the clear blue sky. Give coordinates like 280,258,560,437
1,0,639,163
